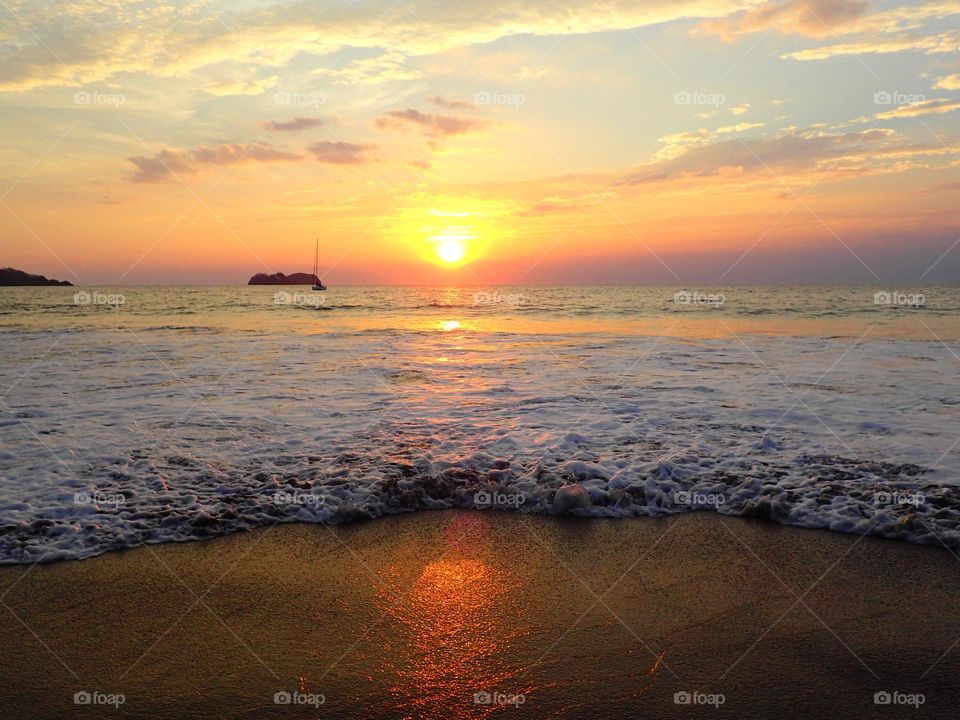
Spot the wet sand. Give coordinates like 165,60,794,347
1,511,958,718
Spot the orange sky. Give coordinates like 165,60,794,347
2,0,959,284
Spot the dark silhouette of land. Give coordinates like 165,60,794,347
248,272,321,285
0,267,72,286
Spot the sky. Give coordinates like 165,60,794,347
1,0,959,285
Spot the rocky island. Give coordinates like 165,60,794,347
0,267,73,286
248,272,321,285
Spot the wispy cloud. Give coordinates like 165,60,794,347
782,31,959,60
307,141,377,165
129,143,301,182
428,96,477,110
202,76,278,96
374,109,488,137
875,98,960,119
703,0,868,39
0,0,755,91
259,117,324,132
934,73,960,89
621,128,895,185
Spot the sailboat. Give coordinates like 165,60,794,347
311,239,326,291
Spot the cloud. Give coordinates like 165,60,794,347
717,121,764,133
621,128,894,184
307,141,377,164
783,31,959,60
702,0,868,39
428,95,476,110
934,74,960,90
374,109,488,137
875,98,960,119
128,142,300,182
0,0,755,91
202,76,278,96
259,117,324,131
312,50,422,84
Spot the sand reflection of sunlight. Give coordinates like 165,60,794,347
376,516,532,718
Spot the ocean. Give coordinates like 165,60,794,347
1,285,958,563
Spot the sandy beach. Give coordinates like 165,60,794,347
1,511,957,718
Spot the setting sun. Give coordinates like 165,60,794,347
436,238,466,265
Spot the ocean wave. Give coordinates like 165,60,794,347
2,324,958,564
0,451,952,565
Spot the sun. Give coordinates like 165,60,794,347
436,238,466,265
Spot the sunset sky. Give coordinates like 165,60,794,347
1,0,959,285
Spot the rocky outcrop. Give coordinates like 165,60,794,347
248,272,321,285
0,267,73,286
